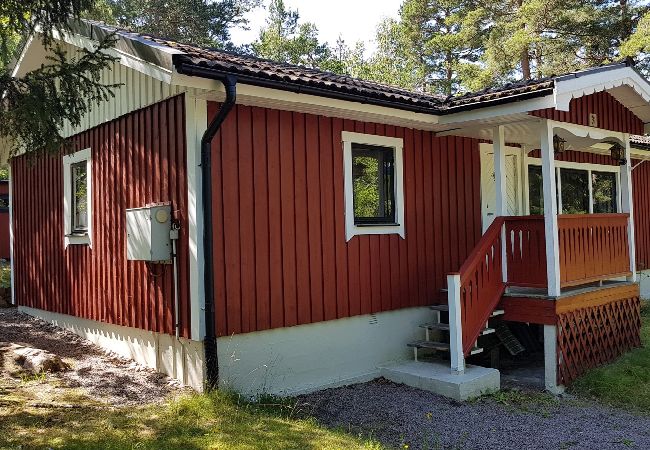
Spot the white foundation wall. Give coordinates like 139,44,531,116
217,307,430,397
19,306,205,391
638,269,650,298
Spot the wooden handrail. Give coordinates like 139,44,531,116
458,217,505,284
450,216,506,356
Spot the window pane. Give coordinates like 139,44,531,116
72,162,88,231
592,171,617,213
0,195,8,209
528,165,543,215
560,168,589,214
352,144,395,224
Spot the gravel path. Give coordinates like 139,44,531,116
0,307,187,406
297,378,650,450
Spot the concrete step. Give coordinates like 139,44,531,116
491,309,505,317
419,322,496,337
408,340,483,355
429,304,449,312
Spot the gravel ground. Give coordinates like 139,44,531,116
0,307,187,406
297,378,650,450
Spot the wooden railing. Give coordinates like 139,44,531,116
505,216,547,288
558,213,631,287
448,217,506,358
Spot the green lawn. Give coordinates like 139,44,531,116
0,384,381,450
570,301,650,411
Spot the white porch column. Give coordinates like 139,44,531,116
622,134,637,282
540,120,561,297
543,325,563,394
493,126,508,283
447,273,465,374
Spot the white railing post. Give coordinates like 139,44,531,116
447,273,465,374
493,126,509,283
622,134,637,282
540,120,561,297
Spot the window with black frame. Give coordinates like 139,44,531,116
71,161,88,233
0,195,8,211
351,143,396,225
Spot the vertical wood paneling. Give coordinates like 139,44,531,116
633,158,650,271
209,103,483,336
12,95,190,338
531,91,644,135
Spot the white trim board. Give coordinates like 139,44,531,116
62,148,92,248
342,131,405,241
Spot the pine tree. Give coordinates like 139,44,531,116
1,1,118,158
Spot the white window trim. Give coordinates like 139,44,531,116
525,157,621,215
342,131,405,241
63,148,92,247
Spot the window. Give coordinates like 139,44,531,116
527,162,619,215
71,162,88,232
560,168,589,214
352,144,395,224
0,195,8,212
343,131,404,240
63,148,92,247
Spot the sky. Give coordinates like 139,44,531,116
229,0,403,53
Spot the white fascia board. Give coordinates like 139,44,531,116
9,35,34,78
170,75,441,129
436,95,556,127
48,29,177,84
554,67,650,111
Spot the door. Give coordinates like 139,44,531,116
480,146,522,231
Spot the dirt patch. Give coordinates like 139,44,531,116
0,307,189,407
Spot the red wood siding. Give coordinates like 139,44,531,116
11,95,191,337
633,158,650,270
531,91,644,135
208,103,483,336
0,181,8,260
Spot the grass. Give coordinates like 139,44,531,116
0,379,382,450
570,301,650,411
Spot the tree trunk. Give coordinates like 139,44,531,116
518,0,531,80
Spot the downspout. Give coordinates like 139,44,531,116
198,74,237,389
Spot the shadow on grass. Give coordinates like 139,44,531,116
0,391,380,450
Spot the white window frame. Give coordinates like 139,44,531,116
63,148,92,247
525,156,621,215
342,131,405,241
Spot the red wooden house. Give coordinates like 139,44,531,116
3,20,650,398
0,179,9,260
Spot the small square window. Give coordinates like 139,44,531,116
63,148,92,247
352,144,396,225
343,131,404,241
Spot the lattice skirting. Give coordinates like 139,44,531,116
556,296,641,386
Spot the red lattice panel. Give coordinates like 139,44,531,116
557,297,641,385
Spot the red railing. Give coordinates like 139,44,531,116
454,217,506,356
505,216,547,288
558,213,631,287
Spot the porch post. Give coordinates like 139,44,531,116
621,134,637,282
447,273,465,374
493,126,508,282
540,119,561,297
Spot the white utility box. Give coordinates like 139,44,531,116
126,204,172,262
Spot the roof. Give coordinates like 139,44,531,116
41,20,650,117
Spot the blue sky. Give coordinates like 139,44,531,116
229,0,403,53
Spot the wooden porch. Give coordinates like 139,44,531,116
442,119,641,392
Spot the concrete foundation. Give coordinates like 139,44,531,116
638,269,650,298
380,360,500,401
18,306,205,391
216,307,431,397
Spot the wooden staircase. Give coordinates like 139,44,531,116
408,303,503,362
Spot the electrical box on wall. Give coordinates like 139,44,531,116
126,204,172,262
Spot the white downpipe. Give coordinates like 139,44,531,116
447,273,465,374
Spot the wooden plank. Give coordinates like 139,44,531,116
293,112,311,325
307,114,324,322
